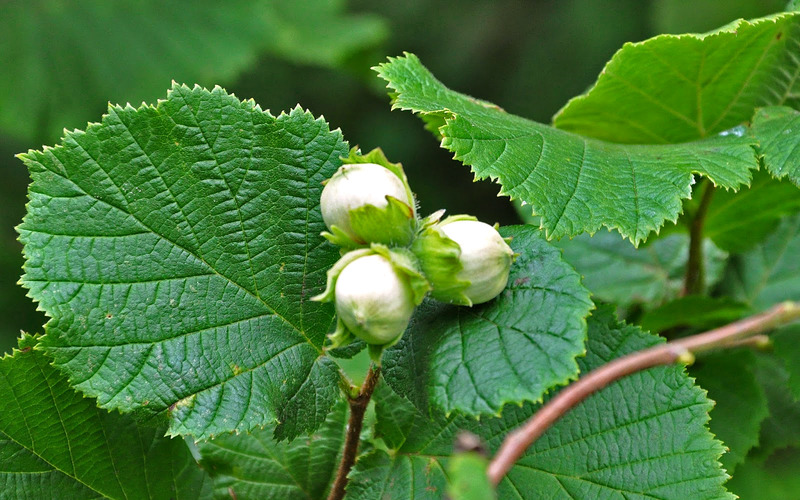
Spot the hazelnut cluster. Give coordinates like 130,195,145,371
313,149,514,357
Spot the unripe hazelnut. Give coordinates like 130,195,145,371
320,163,412,244
334,253,415,345
438,220,514,305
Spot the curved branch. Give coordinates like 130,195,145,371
328,364,381,500
487,301,800,486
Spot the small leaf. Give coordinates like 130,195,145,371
555,231,726,308
18,84,348,441
357,306,733,499
691,351,769,473
197,400,347,500
0,335,211,499
639,295,750,333
704,169,800,253
375,53,759,245
721,213,800,311
553,14,800,143
382,225,593,416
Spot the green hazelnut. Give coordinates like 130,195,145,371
438,219,514,305
320,163,413,245
334,253,416,345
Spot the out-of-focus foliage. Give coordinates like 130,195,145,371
0,0,387,144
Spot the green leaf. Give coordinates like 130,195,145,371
0,0,387,142
690,351,769,473
773,324,800,399
18,84,348,441
197,400,346,500
748,351,800,459
354,307,732,499
726,447,800,500
382,225,593,416
639,295,750,333
0,335,210,499
704,169,800,253
751,106,800,186
346,449,449,499
446,452,496,500
375,53,759,245
720,213,800,311
555,231,727,308
553,13,800,143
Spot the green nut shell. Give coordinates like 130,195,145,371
334,253,416,345
439,219,514,305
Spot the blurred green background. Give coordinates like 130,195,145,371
0,0,785,354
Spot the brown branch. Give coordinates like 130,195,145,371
327,364,381,500
487,301,800,486
683,180,715,296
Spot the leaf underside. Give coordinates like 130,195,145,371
18,84,347,441
751,106,800,186
0,335,210,499
382,225,593,416
376,10,800,245
352,306,732,499
553,14,800,144
376,53,761,245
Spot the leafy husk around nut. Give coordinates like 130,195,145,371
313,244,430,363
412,214,477,306
321,147,418,248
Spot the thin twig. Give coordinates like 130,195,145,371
327,365,381,500
683,180,715,295
487,301,800,486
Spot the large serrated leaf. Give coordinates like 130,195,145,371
353,306,732,499
0,0,386,143
0,335,211,499
18,84,347,441
197,400,346,499
382,225,593,416
553,13,800,143
375,53,759,245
